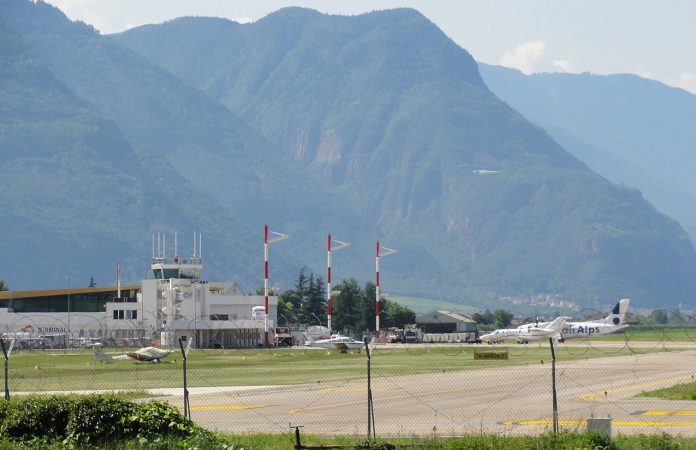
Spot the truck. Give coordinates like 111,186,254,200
274,326,294,347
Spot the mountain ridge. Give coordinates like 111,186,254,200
1,1,695,307
114,7,696,307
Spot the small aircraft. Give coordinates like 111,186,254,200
304,334,365,352
480,316,567,344
523,298,630,341
92,341,189,364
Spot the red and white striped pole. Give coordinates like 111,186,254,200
375,241,396,339
375,241,380,335
327,234,332,334
263,224,288,347
264,225,270,347
327,234,349,335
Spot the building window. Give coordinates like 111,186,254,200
114,309,137,320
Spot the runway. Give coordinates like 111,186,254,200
161,347,696,436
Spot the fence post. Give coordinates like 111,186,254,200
178,337,190,419
549,337,558,434
364,337,375,442
1,338,9,400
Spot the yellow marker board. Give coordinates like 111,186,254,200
474,351,509,360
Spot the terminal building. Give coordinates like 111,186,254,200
0,239,276,348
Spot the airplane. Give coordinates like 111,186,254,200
523,298,630,341
304,333,365,353
480,316,567,344
92,341,189,364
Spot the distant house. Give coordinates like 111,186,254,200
415,310,477,333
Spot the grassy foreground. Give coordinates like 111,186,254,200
5,343,669,392
1,431,694,449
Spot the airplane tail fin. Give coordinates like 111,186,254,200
544,316,567,334
92,344,113,363
604,298,630,326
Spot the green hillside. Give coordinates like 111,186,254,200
479,63,696,240
0,0,387,289
0,13,275,290
2,1,695,307
116,8,696,307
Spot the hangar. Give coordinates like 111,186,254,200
415,310,477,334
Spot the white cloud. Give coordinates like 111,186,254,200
230,16,253,24
674,72,696,95
552,59,577,73
499,40,546,75
634,68,656,80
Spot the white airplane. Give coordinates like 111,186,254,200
304,334,365,352
92,341,188,364
480,316,567,344
524,298,630,341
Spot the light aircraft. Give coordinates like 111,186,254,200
480,316,567,344
523,298,630,341
304,334,365,352
92,341,189,364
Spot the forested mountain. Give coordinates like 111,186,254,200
479,63,696,240
115,8,696,307
0,9,292,290
0,0,385,289
2,1,696,307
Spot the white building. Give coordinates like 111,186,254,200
0,251,277,349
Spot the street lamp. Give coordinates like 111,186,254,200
326,234,349,335
310,312,321,328
64,276,71,346
375,241,397,338
264,224,288,347
279,314,289,327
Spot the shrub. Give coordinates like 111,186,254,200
64,395,135,445
121,401,197,439
0,394,200,446
0,396,72,441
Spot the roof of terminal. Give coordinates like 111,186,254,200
0,285,140,300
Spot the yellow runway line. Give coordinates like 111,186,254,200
642,410,696,416
504,419,696,427
190,404,265,411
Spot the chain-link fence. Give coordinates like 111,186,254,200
1,310,696,439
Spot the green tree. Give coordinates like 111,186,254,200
669,309,684,324
0,280,7,291
493,309,513,328
300,273,325,326
472,310,494,325
332,278,362,333
360,282,377,332
647,309,669,324
382,300,416,328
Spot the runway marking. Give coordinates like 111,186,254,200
642,410,696,416
503,420,696,428
190,404,265,411
577,374,695,401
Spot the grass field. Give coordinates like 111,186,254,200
3,343,675,393
637,381,696,400
592,326,696,341
389,295,478,313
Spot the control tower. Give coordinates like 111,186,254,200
153,232,203,346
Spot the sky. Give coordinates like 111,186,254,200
43,0,696,94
